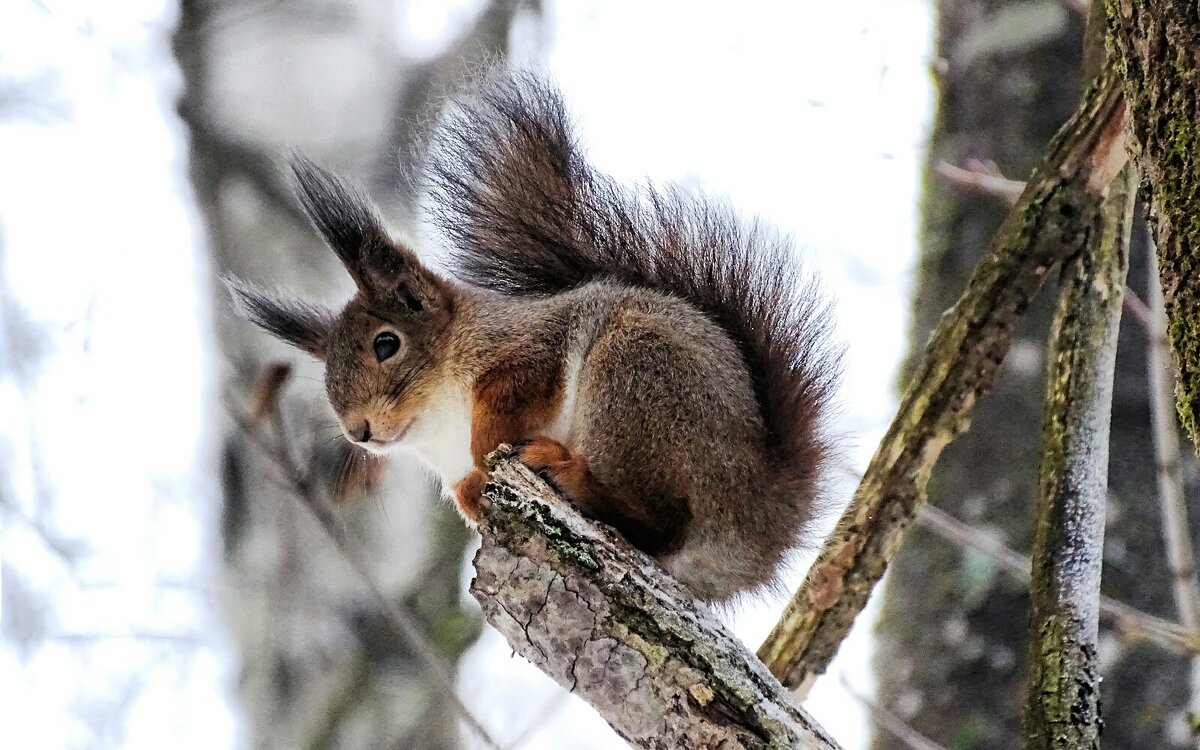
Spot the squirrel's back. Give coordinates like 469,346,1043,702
427,74,838,535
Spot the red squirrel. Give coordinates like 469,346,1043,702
228,74,838,602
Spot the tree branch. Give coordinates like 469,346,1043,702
758,67,1129,692
1105,0,1200,453
178,100,311,228
470,449,842,750
839,676,948,750
1020,159,1134,748
934,159,1025,204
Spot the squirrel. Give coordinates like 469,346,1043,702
227,74,838,603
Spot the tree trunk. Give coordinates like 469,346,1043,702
874,1,1195,747
1106,0,1200,455
172,2,528,746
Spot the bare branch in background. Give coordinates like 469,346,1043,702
839,676,948,750
1121,286,1153,333
934,159,1025,204
1020,158,1133,748
916,504,1200,655
759,65,1128,694
1145,227,1200,728
178,104,310,227
228,367,503,750
471,449,841,750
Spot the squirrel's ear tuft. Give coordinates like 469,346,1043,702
289,154,384,278
224,276,332,359
289,154,448,314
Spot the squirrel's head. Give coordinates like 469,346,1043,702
227,156,457,454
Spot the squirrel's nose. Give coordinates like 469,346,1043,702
350,420,372,443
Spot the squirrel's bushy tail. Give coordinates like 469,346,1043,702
426,72,838,518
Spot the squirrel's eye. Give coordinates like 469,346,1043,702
372,332,400,362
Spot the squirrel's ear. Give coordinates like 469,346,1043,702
289,155,448,313
289,154,383,286
225,277,332,359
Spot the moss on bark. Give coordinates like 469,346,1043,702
1106,0,1200,449
1021,164,1134,750
759,63,1128,692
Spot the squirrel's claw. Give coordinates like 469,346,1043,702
511,436,601,510
452,469,488,524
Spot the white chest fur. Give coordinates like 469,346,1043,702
399,350,583,498
402,383,475,495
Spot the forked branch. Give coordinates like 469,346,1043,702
759,68,1129,691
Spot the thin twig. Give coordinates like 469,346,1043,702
916,505,1200,654
935,159,1026,204
1145,227,1200,729
838,675,948,750
1123,285,1154,333
229,388,504,750
829,452,1200,654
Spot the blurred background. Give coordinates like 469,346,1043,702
3,1,1195,749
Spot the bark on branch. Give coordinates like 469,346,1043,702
759,69,1129,691
1020,164,1134,750
469,451,841,750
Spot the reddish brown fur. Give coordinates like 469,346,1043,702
461,358,565,517
230,75,840,603
513,436,687,556
512,437,603,508
452,469,488,522
469,352,564,464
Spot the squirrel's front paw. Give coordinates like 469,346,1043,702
452,469,488,524
512,436,602,509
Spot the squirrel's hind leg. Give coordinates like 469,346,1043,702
450,438,608,527
513,436,606,511
514,436,686,556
